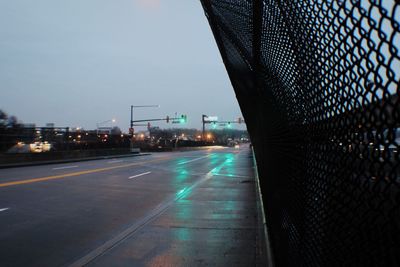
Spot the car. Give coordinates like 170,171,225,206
30,142,43,153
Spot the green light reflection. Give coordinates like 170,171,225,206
171,151,241,247
210,152,237,177
176,227,191,241
176,169,188,181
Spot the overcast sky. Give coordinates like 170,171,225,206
0,0,244,131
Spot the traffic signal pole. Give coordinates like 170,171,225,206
202,114,207,141
201,115,245,140
131,116,182,124
129,105,159,153
130,105,134,152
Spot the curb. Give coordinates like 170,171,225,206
252,148,274,267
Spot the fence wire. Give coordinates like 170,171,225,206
201,0,400,266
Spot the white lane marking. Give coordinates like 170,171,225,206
0,208,9,212
178,156,206,158
212,173,250,178
128,171,152,179
178,155,210,165
52,165,79,170
107,160,124,164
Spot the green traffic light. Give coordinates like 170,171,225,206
180,114,187,124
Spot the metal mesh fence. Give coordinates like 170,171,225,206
201,0,400,266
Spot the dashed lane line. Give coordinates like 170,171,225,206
128,171,152,179
177,155,210,165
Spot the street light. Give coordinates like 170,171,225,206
96,118,116,135
97,118,116,129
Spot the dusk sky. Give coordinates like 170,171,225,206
0,0,244,131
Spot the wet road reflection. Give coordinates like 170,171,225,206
88,147,257,266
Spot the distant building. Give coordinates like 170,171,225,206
23,123,36,128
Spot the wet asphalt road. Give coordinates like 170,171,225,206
0,146,257,267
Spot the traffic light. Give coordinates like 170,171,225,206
147,122,151,129
180,114,187,124
212,122,217,129
228,122,232,128
238,117,242,124
166,116,170,123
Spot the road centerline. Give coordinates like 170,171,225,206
128,172,151,179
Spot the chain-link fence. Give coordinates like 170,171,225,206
201,0,400,266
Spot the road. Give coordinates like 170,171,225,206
0,146,257,266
